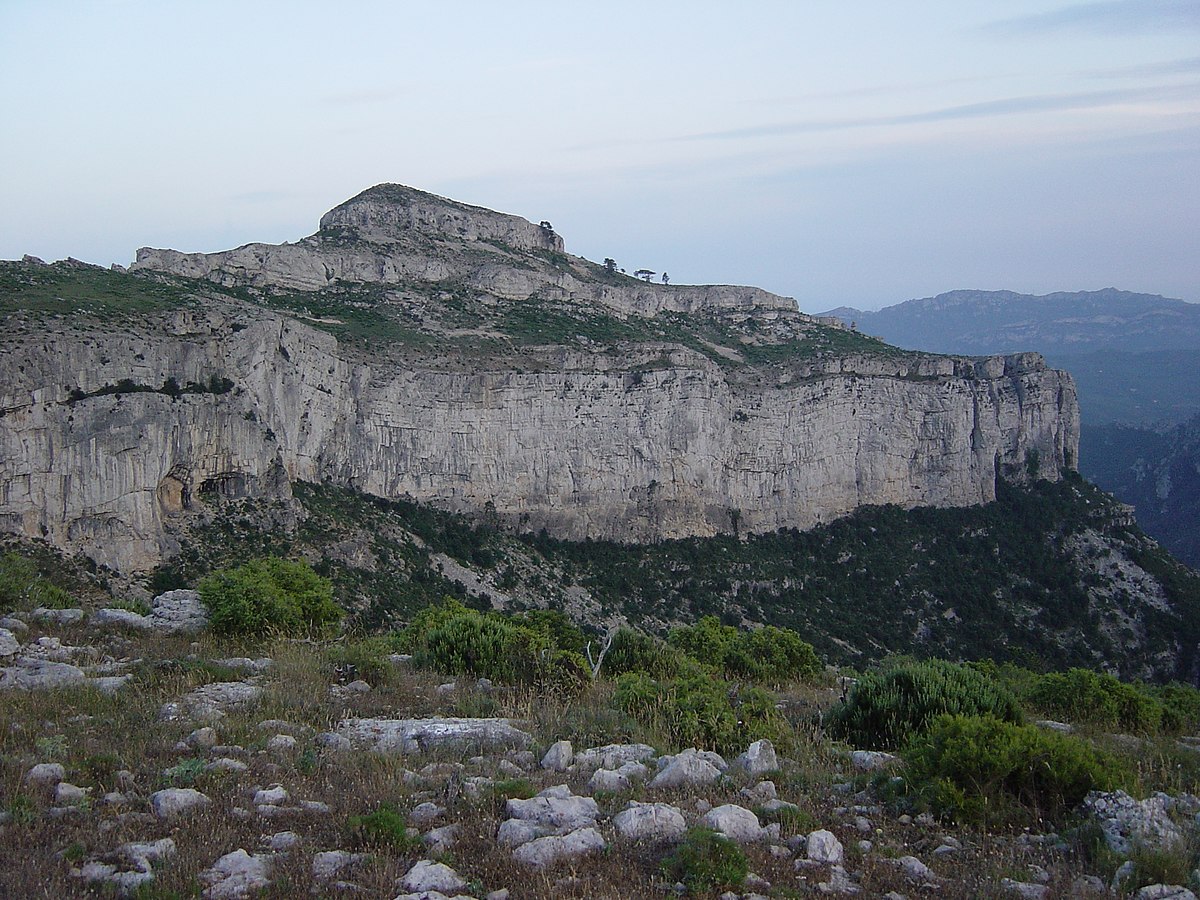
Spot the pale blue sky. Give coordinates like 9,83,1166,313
1,0,1197,310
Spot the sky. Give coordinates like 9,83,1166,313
1,1,1198,311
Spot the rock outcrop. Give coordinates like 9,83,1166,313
0,186,1079,572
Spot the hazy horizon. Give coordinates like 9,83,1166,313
2,1,1197,312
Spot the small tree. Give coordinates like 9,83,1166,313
634,268,655,282
603,258,617,274
661,272,670,284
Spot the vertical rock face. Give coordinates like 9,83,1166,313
0,185,1079,572
0,303,1077,572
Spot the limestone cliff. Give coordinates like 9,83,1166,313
0,186,1078,572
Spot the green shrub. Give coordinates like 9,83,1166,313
661,826,748,893
601,627,693,679
668,616,822,682
1026,668,1163,734
198,557,341,637
1153,683,1200,734
399,599,588,689
613,671,785,754
346,804,422,852
825,659,1023,750
904,714,1125,826
0,551,73,609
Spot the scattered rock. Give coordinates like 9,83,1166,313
649,748,723,789
613,802,687,843
512,826,607,867
574,743,657,773
424,824,462,853
806,829,844,865
541,740,573,772
147,590,207,633
1133,888,1199,900
266,831,299,851
401,860,469,894
55,782,90,804
1084,790,1185,854
267,734,297,752
253,785,289,807
892,856,937,883
93,608,151,629
849,749,897,772
735,739,779,776
337,717,532,753
25,762,66,787
199,848,270,899
818,865,861,894
506,788,601,832
589,761,647,793
187,726,219,749
1,658,86,690
700,805,762,843
0,628,20,657
150,788,211,820
410,801,445,827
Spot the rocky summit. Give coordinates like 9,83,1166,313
0,184,1077,572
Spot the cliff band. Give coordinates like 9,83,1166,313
0,185,1079,572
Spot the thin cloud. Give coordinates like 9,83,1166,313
981,0,1200,37
679,84,1200,143
1084,56,1200,80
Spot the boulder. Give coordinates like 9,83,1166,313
337,717,532,754
511,827,606,867
806,829,844,865
150,788,211,820
25,762,66,787
199,849,270,899
31,607,85,625
849,750,897,772
506,790,600,831
147,589,207,633
1133,888,1198,900
735,739,778,776
1,658,86,690
573,742,656,773
650,749,723,789
93,608,151,629
0,628,19,657
540,740,573,772
1084,790,1185,855
700,804,763,843
401,860,468,894
589,761,647,793
613,802,687,843
159,681,262,722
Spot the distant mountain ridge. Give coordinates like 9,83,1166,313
822,288,1200,356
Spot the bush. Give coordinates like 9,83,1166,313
1153,683,1200,734
613,671,785,754
668,616,822,682
600,627,693,679
904,714,1125,827
399,599,588,689
825,659,1023,750
198,557,341,637
326,635,403,686
661,827,748,893
1026,668,1164,734
0,551,73,609
346,804,422,852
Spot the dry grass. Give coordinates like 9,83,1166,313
1,622,1191,898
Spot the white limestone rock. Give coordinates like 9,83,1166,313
0,628,20,657
511,826,606,867
337,717,532,753
613,802,687,843
540,740,573,772
806,829,844,865
735,739,778,776
400,860,468,894
700,804,763,843
150,788,211,820
200,849,270,899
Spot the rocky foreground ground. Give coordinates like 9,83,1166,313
2,591,1199,899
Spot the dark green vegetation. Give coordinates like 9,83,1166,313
903,715,1125,827
661,827,749,893
153,473,1200,685
0,260,198,322
825,659,1024,751
197,557,342,637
